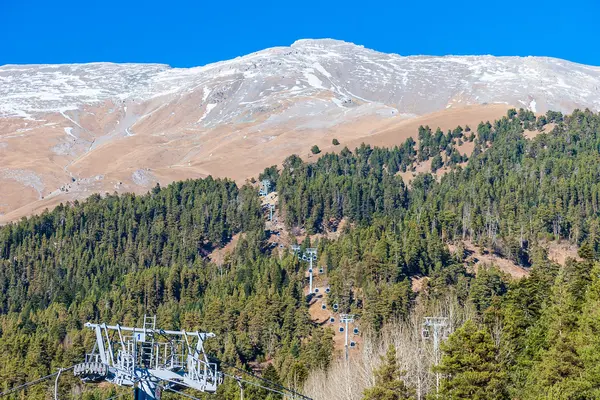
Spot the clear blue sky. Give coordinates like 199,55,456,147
1,0,599,67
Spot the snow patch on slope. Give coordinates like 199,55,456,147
303,71,324,89
529,99,537,113
198,103,217,123
64,127,76,139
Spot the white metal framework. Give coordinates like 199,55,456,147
289,246,318,294
74,316,221,399
299,248,318,294
268,204,275,221
259,179,271,197
421,316,450,394
339,314,356,361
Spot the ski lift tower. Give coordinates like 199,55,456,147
268,204,275,222
299,248,318,294
74,315,221,399
422,316,450,394
339,314,356,361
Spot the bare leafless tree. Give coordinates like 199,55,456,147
303,293,474,400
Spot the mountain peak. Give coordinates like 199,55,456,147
290,38,360,47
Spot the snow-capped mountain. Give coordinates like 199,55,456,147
1,39,600,222
2,39,600,121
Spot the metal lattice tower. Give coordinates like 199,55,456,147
339,314,356,361
299,248,317,294
74,316,221,399
268,204,275,221
421,316,450,394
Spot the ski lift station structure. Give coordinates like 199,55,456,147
74,315,220,399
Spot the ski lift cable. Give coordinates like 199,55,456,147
221,372,290,398
221,362,306,397
0,365,76,397
161,373,294,400
159,384,204,400
217,360,313,400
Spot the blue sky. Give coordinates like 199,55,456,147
1,0,599,67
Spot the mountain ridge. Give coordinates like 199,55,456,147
3,38,600,119
1,39,600,221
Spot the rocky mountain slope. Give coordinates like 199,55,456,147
1,39,600,222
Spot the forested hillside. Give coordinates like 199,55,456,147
2,109,600,399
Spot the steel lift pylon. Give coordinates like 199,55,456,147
74,315,221,399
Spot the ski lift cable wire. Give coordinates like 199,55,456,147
160,373,295,400
220,361,300,396
221,362,308,398
215,359,313,400
159,384,204,400
0,365,76,397
221,372,290,398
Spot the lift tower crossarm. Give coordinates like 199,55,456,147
84,322,216,338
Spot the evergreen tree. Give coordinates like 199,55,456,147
363,345,414,400
435,320,507,400
431,155,443,172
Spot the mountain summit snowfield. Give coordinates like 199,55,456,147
3,39,600,120
1,39,600,221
